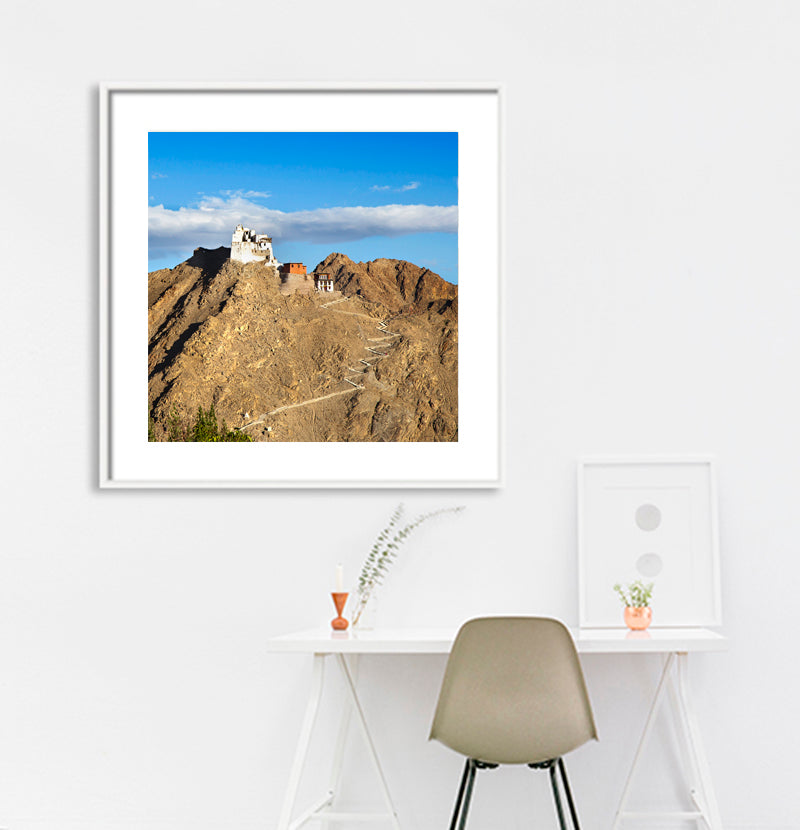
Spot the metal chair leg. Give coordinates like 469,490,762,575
457,759,478,830
453,758,580,830
557,758,581,830
549,762,568,830
449,759,472,830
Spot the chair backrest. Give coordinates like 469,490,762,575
430,617,598,765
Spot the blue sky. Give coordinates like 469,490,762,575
148,132,458,283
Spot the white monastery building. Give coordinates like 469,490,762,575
231,224,335,296
231,224,280,266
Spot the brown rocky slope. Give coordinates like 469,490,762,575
314,253,457,312
148,247,458,442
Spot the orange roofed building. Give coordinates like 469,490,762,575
280,262,307,276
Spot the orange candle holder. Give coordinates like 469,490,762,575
331,592,349,631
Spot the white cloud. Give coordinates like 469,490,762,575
370,181,421,192
151,172,168,179
221,188,271,199
148,193,457,254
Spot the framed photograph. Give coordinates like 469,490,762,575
578,456,721,628
99,83,502,488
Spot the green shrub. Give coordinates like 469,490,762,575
167,406,185,441
189,405,252,442
152,404,252,442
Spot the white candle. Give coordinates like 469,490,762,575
335,563,344,592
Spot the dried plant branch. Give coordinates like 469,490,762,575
352,503,465,626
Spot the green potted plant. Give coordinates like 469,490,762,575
613,579,655,630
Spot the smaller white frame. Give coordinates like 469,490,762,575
578,456,721,629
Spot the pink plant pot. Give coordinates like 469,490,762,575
624,606,652,631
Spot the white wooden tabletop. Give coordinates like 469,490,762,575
267,626,727,655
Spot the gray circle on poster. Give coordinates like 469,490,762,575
635,503,662,531
636,553,663,578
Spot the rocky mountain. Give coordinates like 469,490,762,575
313,253,457,312
148,247,458,442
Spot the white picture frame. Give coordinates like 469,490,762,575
578,456,721,628
99,82,503,488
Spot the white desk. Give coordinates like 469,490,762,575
268,626,727,830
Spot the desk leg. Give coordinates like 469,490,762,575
675,653,723,830
611,652,722,830
277,654,328,830
335,654,401,830
611,653,675,830
321,655,359,830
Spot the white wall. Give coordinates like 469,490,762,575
1,2,799,829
